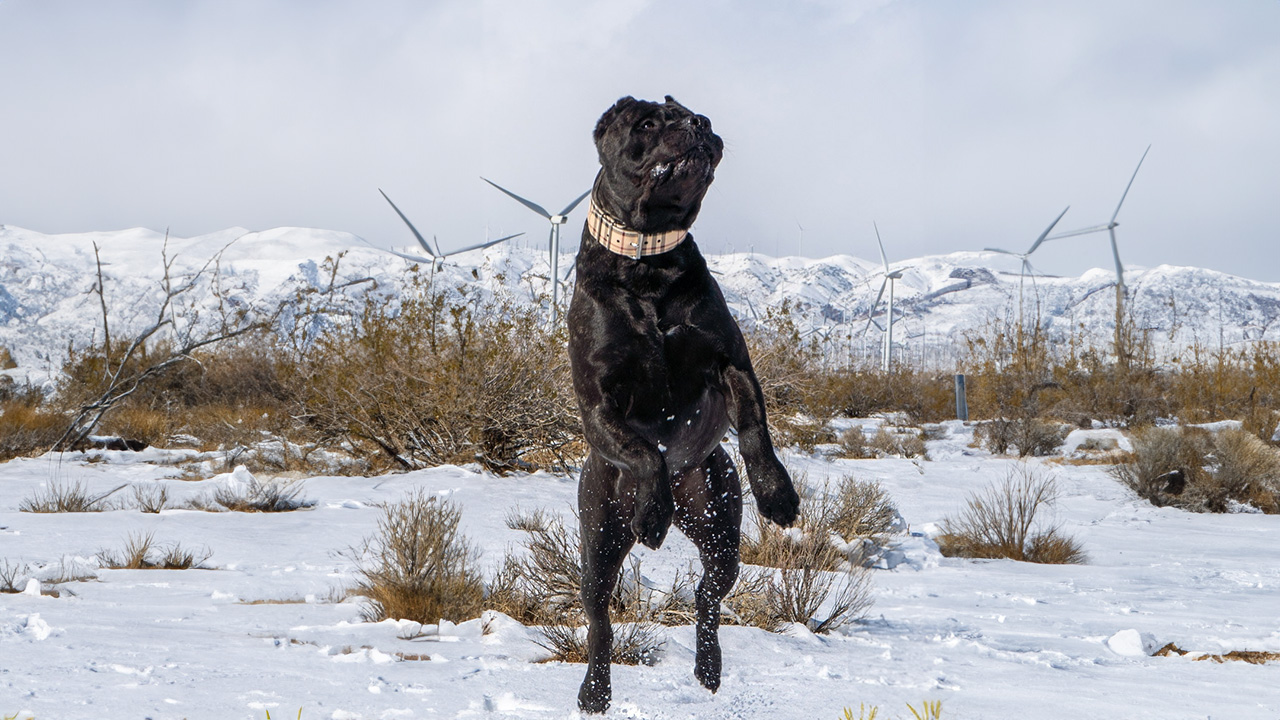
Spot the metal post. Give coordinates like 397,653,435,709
954,373,969,421
550,223,561,329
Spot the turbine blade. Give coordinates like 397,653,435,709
863,276,889,336
1111,144,1151,225
984,247,1018,255
441,232,525,257
558,189,592,217
481,177,552,219
384,247,435,264
1045,224,1110,241
432,235,443,257
873,222,889,271
379,189,436,257
1028,205,1071,254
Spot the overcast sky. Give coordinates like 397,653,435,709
1,0,1277,280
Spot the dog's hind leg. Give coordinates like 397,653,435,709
672,446,743,693
577,451,635,714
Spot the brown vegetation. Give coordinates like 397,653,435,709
351,491,486,626
1111,426,1280,513
936,467,1086,564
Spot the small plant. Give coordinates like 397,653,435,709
936,467,1086,564
491,509,671,665
212,475,311,513
0,560,32,593
867,427,928,459
827,476,902,549
976,417,1066,457
132,483,170,513
96,532,211,570
838,701,941,720
19,480,125,513
352,491,485,625
732,479,875,633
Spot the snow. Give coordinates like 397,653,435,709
3,426,1279,719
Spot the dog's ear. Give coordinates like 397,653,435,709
594,96,638,144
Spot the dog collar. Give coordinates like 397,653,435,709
586,196,689,259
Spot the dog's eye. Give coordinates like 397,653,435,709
638,118,658,131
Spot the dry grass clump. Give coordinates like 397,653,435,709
0,394,67,462
867,426,928,459
19,480,126,513
96,532,212,570
490,509,673,665
0,560,33,593
936,468,1086,564
733,476,877,632
210,476,312,513
352,491,485,625
828,476,903,549
132,484,170,513
1112,426,1280,513
1155,642,1280,665
976,417,1067,457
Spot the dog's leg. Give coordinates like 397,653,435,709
578,399,674,550
577,451,635,714
673,446,743,693
723,362,800,527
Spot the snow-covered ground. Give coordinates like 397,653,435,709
4,424,1278,719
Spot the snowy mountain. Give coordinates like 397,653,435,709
3,224,1279,377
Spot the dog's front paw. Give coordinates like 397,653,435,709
752,462,800,528
632,481,675,550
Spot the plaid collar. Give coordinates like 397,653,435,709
586,196,689,259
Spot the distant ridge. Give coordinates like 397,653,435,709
2,225,1277,376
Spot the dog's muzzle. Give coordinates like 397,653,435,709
586,196,689,259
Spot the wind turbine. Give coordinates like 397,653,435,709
378,189,523,269
984,205,1070,324
862,223,905,372
1044,145,1151,358
481,178,590,328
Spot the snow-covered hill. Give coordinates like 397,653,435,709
3,224,1279,378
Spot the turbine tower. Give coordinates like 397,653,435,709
1045,145,1151,359
984,205,1070,325
863,223,906,372
378,189,523,269
482,178,590,328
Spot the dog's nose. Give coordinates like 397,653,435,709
685,114,709,131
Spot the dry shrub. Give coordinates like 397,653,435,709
298,270,580,473
20,480,125,513
491,509,671,665
96,405,169,447
827,476,903,548
97,532,211,570
773,415,837,452
937,468,1086,564
867,426,928,459
353,491,485,625
1204,428,1280,513
211,476,312,513
976,417,1066,457
836,427,873,459
0,560,32,593
733,478,876,632
0,396,67,462
132,484,169,514
1111,426,1280,513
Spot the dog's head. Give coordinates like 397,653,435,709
592,95,724,234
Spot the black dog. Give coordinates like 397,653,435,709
567,95,800,714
